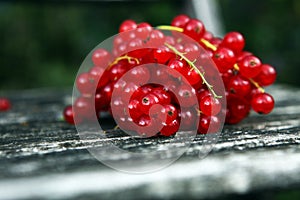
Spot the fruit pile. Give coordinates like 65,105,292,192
63,14,276,136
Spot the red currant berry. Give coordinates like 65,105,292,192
171,14,190,28
200,95,221,116
179,109,197,130
74,97,94,120
226,94,251,124
128,99,143,120
92,48,111,68
119,19,137,33
76,72,95,95
198,115,220,134
136,22,152,39
238,55,262,78
176,84,197,107
63,105,75,124
228,75,251,96
221,32,245,53
0,97,11,111
153,46,174,64
148,30,165,46
183,19,206,41
160,104,178,124
251,93,274,114
253,64,277,86
108,62,127,81
160,119,179,136
213,47,236,73
152,87,171,105
139,93,160,115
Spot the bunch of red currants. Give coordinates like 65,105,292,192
64,14,276,136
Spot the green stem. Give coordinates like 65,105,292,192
165,43,222,99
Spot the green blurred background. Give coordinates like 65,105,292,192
0,0,299,90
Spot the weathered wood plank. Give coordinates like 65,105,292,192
0,85,299,199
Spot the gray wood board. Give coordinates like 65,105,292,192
0,85,299,199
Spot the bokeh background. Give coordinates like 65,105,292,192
0,0,299,90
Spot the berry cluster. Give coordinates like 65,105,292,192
63,14,276,136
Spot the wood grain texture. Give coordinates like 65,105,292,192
0,85,299,199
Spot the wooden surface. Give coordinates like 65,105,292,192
0,85,300,200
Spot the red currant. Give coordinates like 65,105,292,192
221,32,245,53
238,55,262,78
251,93,274,114
200,95,221,116
0,97,11,111
253,64,277,86
92,48,111,68
171,14,190,28
119,19,137,33
63,105,75,124
213,47,236,73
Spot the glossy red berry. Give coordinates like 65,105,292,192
63,105,75,124
253,64,277,86
251,93,274,114
221,32,245,53
228,75,251,96
119,20,137,33
238,55,262,78
76,72,95,95
200,95,221,116
183,19,206,41
92,48,111,68
160,119,179,136
198,115,220,134
0,97,11,111
226,94,251,124
213,47,236,73
171,14,190,28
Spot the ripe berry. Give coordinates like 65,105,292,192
119,19,137,32
171,14,190,28
213,47,236,73
221,32,245,53
92,48,111,68
251,93,274,114
226,94,251,124
76,72,95,95
183,19,206,41
198,115,220,134
253,64,277,86
63,105,75,124
176,84,197,107
228,75,251,96
0,97,11,111
160,119,179,136
179,109,197,130
74,96,93,119
238,55,262,78
200,95,221,116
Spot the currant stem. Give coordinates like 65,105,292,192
200,38,217,51
249,79,265,93
157,25,265,94
156,25,183,32
165,42,222,99
108,54,140,69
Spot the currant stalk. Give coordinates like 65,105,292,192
108,54,140,69
164,42,222,99
157,25,264,93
